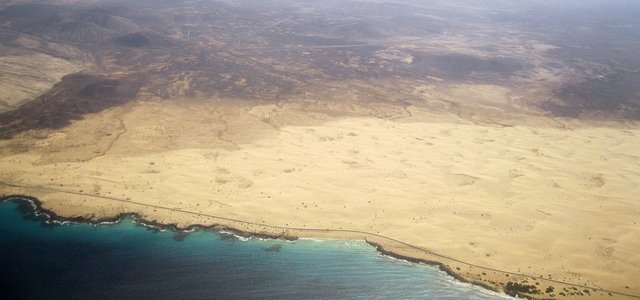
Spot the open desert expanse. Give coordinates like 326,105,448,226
2,97,639,299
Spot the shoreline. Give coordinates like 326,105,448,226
2,194,636,300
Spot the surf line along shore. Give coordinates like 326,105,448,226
1,183,638,299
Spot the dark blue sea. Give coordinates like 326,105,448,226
0,198,509,299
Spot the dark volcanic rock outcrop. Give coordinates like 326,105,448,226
0,74,140,138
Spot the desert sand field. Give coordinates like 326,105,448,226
1,98,639,299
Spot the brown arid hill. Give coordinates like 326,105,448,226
0,4,142,44
1,1,640,299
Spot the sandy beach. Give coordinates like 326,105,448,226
1,98,639,299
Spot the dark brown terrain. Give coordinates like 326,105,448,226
1,0,639,136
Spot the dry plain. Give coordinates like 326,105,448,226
2,95,639,299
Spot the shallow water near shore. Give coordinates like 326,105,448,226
0,198,508,299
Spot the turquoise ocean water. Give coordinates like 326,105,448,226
0,198,510,299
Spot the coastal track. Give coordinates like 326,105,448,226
1,180,639,299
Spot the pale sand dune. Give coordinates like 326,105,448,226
0,53,85,112
1,102,639,298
